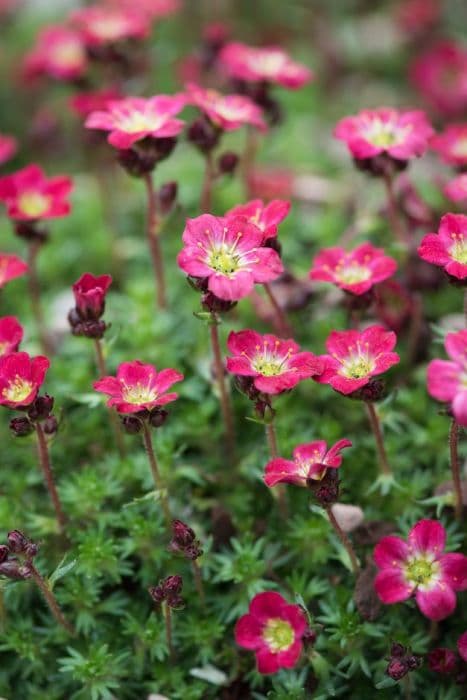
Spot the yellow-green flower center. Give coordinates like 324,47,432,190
122,382,157,405
119,111,163,134
405,557,438,586
208,246,241,275
3,376,33,403
336,263,371,285
452,137,467,158
263,618,294,652
18,191,50,218
337,342,375,379
449,233,467,264
51,41,84,67
363,120,410,149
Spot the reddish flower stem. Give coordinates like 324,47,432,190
27,242,53,355
265,418,288,517
141,421,172,527
143,172,167,310
192,559,206,609
200,151,215,213
29,562,74,635
325,505,360,575
93,339,126,458
35,423,67,534
365,402,392,476
382,172,407,247
209,317,236,462
263,283,292,338
449,419,463,522
242,126,259,196
163,602,175,659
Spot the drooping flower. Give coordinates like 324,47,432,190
0,317,23,357
427,329,467,426
410,42,467,118
0,135,17,166
177,214,283,301
185,83,266,132
315,325,400,395
22,25,88,82
226,329,323,394
0,165,73,221
374,519,467,621
225,199,290,241
71,6,149,47
334,108,434,162
458,631,467,662
418,213,467,281
72,273,112,320
264,438,352,487
85,95,186,149
219,42,312,89
0,352,50,409
0,253,28,288
93,360,184,414
309,243,397,296
69,88,123,119
445,174,467,204
431,123,467,167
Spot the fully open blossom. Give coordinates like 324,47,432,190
22,25,88,82
0,165,73,221
410,42,467,118
264,438,352,487
235,591,308,674
315,326,399,395
108,0,181,19
309,243,397,296
225,199,290,241
85,95,186,149
71,6,149,47
445,174,467,204
0,135,17,166
0,253,28,289
431,124,467,167
427,329,467,426
334,108,434,161
177,214,283,301
69,88,123,119
0,352,49,409
219,42,312,89
185,83,266,132
458,631,467,662
418,213,467,281
94,361,183,414
374,519,467,621
72,273,112,320
226,329,323,394
0,317,23,357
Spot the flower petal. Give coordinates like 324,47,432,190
374,568,413,604
415,583,456,621
408,519,446,556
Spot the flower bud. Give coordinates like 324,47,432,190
390,642,407,658
158,181,178,215
121,415,143,434
0,560,32,580
349,379,386,403
171,520,196,547
7,530,28,553
302,627,317,648
217,151,238,175
308,469,340,505
14,221,48,243
386,658,409,681
201,291,237,314
10,416,34,438
28,394,54,421
427,648,456,674
148,575,185,609
187,117,220,153
0,545,9,563
72,273,112,321
148,409,168,428
43,415,58,435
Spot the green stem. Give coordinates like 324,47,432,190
365,402,392,476
143,172,167,309
449,419,463,522
325,505,360,575
141,421,172,527
35,423,66,533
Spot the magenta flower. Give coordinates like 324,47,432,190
315,326,400,395
0,165,73,221
410,42,467,118
334,108,434,162
431,123,467,167
0,352,50,409
69,89,123,119
248,167,294,200
71,6,149,47
427,648,458,674
185,83,266,132
0,317,23,357
458,631,467,662
22,25,88,82
219,42,312,89
225,199,290,241
109,0,181,19
445,174,467,204
226,329,323,395
0,253,28,289
93,360,184,414
264,438,352,487
427,329,467,426
235,591,308,674
309,243,397,296
374,519,467,621
418,213,467,281
85,95,186,149
0,134,17,166
72,273,112,320
177,214,283,301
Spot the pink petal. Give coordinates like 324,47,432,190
249,591,287,622
208,270,254,301
256,647,280,674
415,583,456,621
374,536,410,569
374,569,413,604
445,330,467,364
276,639,302,669
418,233,451,267
408,519,446,556
225,356,257,376
452,391,467,426
227,329,262,356
235,613,263,649
427,360,459,402
439,553,467,591
154,368,184,394
263,458,305,487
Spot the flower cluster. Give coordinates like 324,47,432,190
0,530,38,581
418,214,467,282
168,520,203,560
68,272,112,339
148,575,185,609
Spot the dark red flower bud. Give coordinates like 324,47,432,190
171,520,196,547
14,221,48,243
200,291,237,313
117,148,156,177
390,642,407,658
233,375,260,402
7,530,28,553
386,658,409,681
148,575,185,609
302,627,317,648
349,379,386,403
121,415,143,434
71,319,108,339
148,409,168,428
308,469,340,505
158,181,178,215
43,415,58,435
187,117,220,153
0,560,32,580
0,545,9,563
217,151,238,175
72,273,112,321
406,654,423,670
353,153,407,178
10,416,34,437
428,648,457,674
27,394,54,421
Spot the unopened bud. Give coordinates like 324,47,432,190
217,151,238,175
10,416,34,437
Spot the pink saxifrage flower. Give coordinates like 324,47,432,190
427,329,467,426
418,213,467,281
108,0,181,19
22,25,88,82
85,95,186,149
0,165,73,221
185,83,266,132
315,325,400,395
427,647,458,674
226,329,323,395
334,108,434,162
93,360,184,414
374,519,467,621
235,591,308,674
431,123,467,168
309,243,397,296
177,214,283,301
0,317,23,357
0,253,28,289
0,135,17,166
0,352,50,409
445,174,467,204
71,6,149,47
264,438,352,487
69,88,123,119
410,42,467,118
219,42,312,89
72,273,112,320
225,199,290,241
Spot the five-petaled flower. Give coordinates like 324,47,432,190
71,6,149,47
0,134,17,166
0,164,73,221
219,42,312,89
427,329,467,426
410,42,467,118
72,273,112,320
69,89,123,119
334,108,434,162
0,317,23,357
315,325,400,395
418,213,467,281
431,123,467,168
374,519,467,621
309,243,397,296
22,25,88,82
225,199,290,241
85,95,186,149
226,329,323,394
264,438,352,487
109,0,181,19
93,361,184,414
185,83,266,132
0,352,50,409
235,591,308,674
177,214,283,301
0,253,28,289
445,174,467,204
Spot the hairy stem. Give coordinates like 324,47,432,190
35,423,66,533
263,283,292,338
365,402,392,476
325,505,360,575
93,339,126,458
27,242,53,355
242,126,259,196
449,419,463,522
382,172,407,246
141,421,172,526
209,317,236,461
143,172,167,309
29,563,74,635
